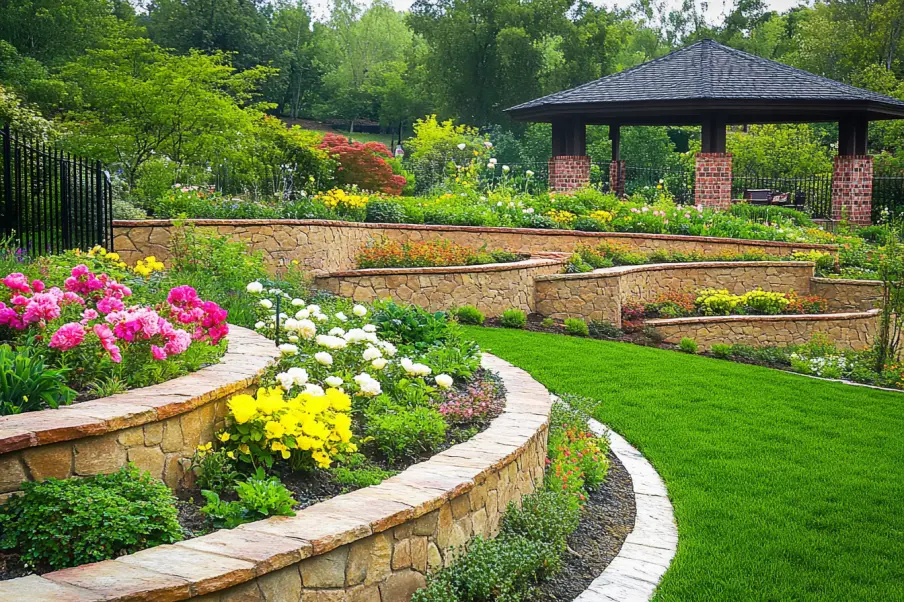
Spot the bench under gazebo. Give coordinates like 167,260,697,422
506,39,904,224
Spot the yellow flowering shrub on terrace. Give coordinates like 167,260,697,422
546,209,577,227
133,256,166,277
316,188,369,211
220,387,356,470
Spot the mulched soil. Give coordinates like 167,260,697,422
530,452,636,602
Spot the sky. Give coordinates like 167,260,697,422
309,0,808,25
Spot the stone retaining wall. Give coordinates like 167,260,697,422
112,219,836,275
0,327,278,503
647,310,879,351
810,277,882,312
0,354,551,602
535,262,816,327
316,256,567,316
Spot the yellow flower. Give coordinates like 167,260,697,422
265,420,286,439
325,388,351,411
228,394,257,424
227,451,236,459
239,444,250,455
217,431,231,442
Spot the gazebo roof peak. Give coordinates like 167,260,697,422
507,39,904,125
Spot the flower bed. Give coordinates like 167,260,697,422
356,237,523,269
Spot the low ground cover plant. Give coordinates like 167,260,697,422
500,308,527,328
454,305,485,325
356,238,522,269
622,288,828,324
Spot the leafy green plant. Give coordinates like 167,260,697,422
540,317,555,328
0,345,76,415
190,445,240,494
500,308,527,329
331,464,398,489
371,299,451,347
200,469,297,529
564,317,589,336
711,343,732,358
564,253,593,273
455,305,485,325
679,338,698,354
588,319,623,338
365,198,407,223
0,465,181,570
365,404,447,464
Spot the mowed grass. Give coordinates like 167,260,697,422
465,327,904,601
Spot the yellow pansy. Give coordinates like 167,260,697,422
265,420,286,439
228,394,257,424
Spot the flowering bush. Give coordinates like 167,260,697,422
356,238,521,269
438,377,504,423
319,133,406,195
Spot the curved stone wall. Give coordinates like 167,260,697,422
810,277,882,312
112,219,837,274
0,327,278,502
315,255,568,316
646,310,879,351
535,261,817,327
0,354,551,602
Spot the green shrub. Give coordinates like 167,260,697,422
189,446,240,494
366,405,447,464
0,465,182,570
540,317,554,328
564,253,593,273
200,469,297,529
564,318,589,336
455,305,485,325
502,490,580,553
0,345,76,415
500,308,527,329
365,199,407,224
711,343,732,358
520,213,558,229
331,465,398,489
679,338,698,354
588,319,623,338
372,299,452,347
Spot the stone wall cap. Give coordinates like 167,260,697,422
0,326,279,454
321,254,568,278
647,308,880,326
811,276,882,286
112,219,838,251
4,353,551,601
535,260,816,282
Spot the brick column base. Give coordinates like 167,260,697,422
548,155,590,192
832,155,873,224
695,153,732,210
609,160,626,196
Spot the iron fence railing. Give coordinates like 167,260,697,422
624,166,695,204
0,124,112,257
730,171,833,219
872,172,904,221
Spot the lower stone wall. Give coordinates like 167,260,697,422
0,327,278,503
112,220,836,275
535,262,816,327
1,355,551,602
315,256,566,316
647,310,879,351
811,277,881,312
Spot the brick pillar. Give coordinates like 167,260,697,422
694,153,732,210
831,155,873,224
609,160,626,196
548,155,590,192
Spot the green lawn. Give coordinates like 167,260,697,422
465,327,904,601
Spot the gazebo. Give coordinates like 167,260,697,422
506,39,904,224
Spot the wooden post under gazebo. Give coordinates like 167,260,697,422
506,39,904,224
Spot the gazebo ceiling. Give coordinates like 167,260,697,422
506,39,904,125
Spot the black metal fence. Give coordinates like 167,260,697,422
872,172,904,221
0,124,112,257
731,171,833,219
623,166,695,204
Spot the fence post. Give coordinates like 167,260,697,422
95,160,104,247
1,124,12,238
61,153,71,249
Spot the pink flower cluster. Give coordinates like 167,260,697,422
166,285,229,344
65,264,131,314
437,379,504,424
0,275,84,330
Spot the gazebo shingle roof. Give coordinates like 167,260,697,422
507,39,904,124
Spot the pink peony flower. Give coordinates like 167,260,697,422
22,293,62,324
97,296,124,315
31,280,45,293
93,323,122,363
151,345,168,360
2,273,31,294
49,323,86,351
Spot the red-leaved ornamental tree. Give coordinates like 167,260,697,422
319,133,406,195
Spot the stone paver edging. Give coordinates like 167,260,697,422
570,401,678,602
0,354,552,601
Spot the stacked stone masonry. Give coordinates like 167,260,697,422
0,327,278,504
831,155,873,225
536,262,818,327
694,153,733,210
0,354,552,602
316,256,567,316
648,310,879,351
811,277,882,312
548,155,591,192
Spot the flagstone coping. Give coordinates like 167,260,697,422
0,326,278,455
325,254,569,277
0,353,552,602
570,402,678,602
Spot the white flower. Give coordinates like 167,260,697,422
307,304,321,313
335,312,348,322
288,335,299,343
363,346,382,361
400,357,431,376
489,157,497,164
502,165,510,173
372,357,388,370
291,298,305,306
278,343,298,356
254,321,265,330
353,304,367,317
315,351,333,366
276,372,295,390
287,367,308,385
316,335,347,350
246,281,263,294
314,313,329,322
354,373,382,396
363,324,376,333
525,170,534,177
325,376,343,388
259,299,273,309
457,143,466,150
283,318,299,331
295,309,311,319
297,319,317,339
303,384,325,396
484,141,493,148
487,163,495,170
435,374,454,389
497,201,503,207
379,341,397,356
328,327,346,337
344,328,377,344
